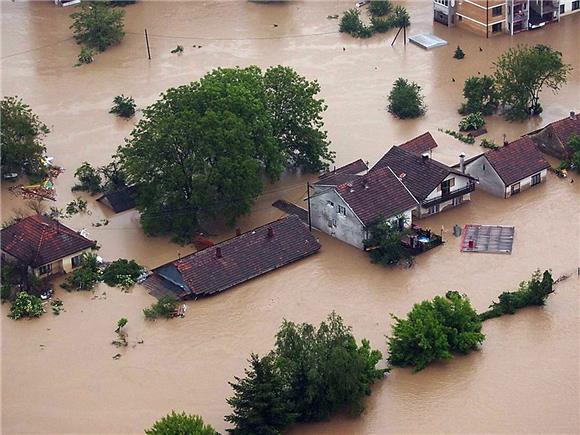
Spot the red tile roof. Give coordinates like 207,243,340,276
0,215,95,267
397,132,439,155
485,137,551,186
315,159,368,186
149,215,320,299
548,114,580,146
336,166,418,226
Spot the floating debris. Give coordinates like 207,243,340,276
461,224,515,254
113,353,121,360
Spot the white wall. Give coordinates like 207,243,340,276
465,156,506,197
34,247,93,277
560,0,580,16
505,169,548,198
424,173,471,201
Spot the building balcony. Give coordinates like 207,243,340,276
421,182,475,208
511,10,527,21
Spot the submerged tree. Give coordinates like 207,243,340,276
363,217,411,266
368,0,393,17
70,3,125,52
387,78,426,119
458,75,498,115
145,411,217,435
494,44,571,120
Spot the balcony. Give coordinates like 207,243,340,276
421,182,475,208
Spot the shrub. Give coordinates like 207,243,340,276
145,411,217,435
61,253,100,291
101,259,143,288
388,291,484,371
70,3,125,52
459,75,498,115
440,128,475,144
170,45,184,54
565,135,580,173
339,9,372,38
387,78,426,119
458,112,485,131
368,0,393,17
480,138,499,150
51,299,64,315
8,292,45,320
72,162,102,194
363,216,411,266
370,15,393,33
454,46,465,60
109,95,136,118
77,47,94,65
143,296,179,320
391,5,410,27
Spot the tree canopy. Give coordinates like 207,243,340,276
363,216,411,266
145,411,217,435
1,96,49,177
117,66,333,241
70,3,125,52
459,75,498,116
494,44,571,120
387,78,426,119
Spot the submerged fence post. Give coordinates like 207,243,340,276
145,28,151,60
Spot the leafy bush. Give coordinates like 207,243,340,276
368,0,393,17
143,296,179,320
101,258,143,288
440,128,475,144
458,112,485,131
77,47,94,65
61,253,101,291
109,95,136,118
565,135,580,173
51,299,64,315
387,78,426,119
8,292,45,320
454,46,465,60
388,291,484,371
72,162,102,194
480,138,499,150
391,5,410,27
363,216,411,266
370,15,393,33
339,9,373,38
145,411,217,435
480,270,554,321
459,75,498,115
70,3,125,52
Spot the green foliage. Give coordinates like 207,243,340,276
453,46,465,60
363,217,411,266
480,138,499,150
459,75,498,116
1,96,49,177
480,270,554,321
368,0,393,17
145,411,217,435
51,299,64,315
143,296,179,320
61,253,100,291
388,292,485,371
391,5,410,27
109,95,136,118
101,258,143,288
70,3,125,52
565,135,580,173
1,259,16,302
115,317,128,332
458,112,485,132
494,44,572,120
99,157,128,192
8,292,45,320
274,312,386,422
387,78,426,119
226,353,296,434
72,162,102,194
65,198,89,216
117,66,333,241
77,47,95,65
370,15,394,33
440,128,475,144
339,9,372,38
171,45,184,54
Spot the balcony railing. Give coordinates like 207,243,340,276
421,182,475,208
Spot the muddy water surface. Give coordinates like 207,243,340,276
1,1,579,434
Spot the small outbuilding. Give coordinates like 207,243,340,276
528,111,580,160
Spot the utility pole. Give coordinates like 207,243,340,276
306,181,312,232
145,29,151,60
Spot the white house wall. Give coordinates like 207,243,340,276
465,156,506,197
504,169,548,198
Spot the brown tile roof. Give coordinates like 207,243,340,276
371,146,470,201
484,136,551,186
315,159,368,186
336,166,418,226
0,215,95,267
548,114,580,146
150,215,320,299
397,132,439,155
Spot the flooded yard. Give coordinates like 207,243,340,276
1,1,579,434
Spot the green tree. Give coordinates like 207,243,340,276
388,292,484,371
387,78,426,119
72,162,102,194
264,66,334,171
459,75,498,115
339,9,372,38
8,292,45,320
145,411,217,435
226,353,296,435
391,5,410,27
61,253,100,291
363,217,411,266
494,44,572,120
566,135,580,173
1,96,49,177
274,312,385,422
70,3,125,52
110,95,136,118
368,0,393,17
143,295,179,320
101,258,143,287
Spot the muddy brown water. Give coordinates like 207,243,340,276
1,1,579,434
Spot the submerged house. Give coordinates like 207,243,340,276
311,165,418,249
142,215,320,300
528,111,580,160
96,185,139,213
0,215,96,277
371,145,476,218
461,137,550,198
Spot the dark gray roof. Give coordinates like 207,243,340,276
96,185,138,213
315,159,368,186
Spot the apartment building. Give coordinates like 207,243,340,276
559,0,580,15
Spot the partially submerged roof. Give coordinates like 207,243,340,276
397,132,439,155
544,113,580,145
147,215,320,299
371,146,471,201
314,159,368,186
96,185,138,213
484,137,551,186
336,166,418,226
0,215,95,267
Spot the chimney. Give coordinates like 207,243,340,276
503,134,508,146
459,152,466,174
570,111,576,120
235,228,241,236
267,227,274,238
421,153,429,163
215,247,222,258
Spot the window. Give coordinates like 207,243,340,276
458,15,463,21
482,163,486,171
531,173,541,186
492,22,502,33
428,204,440,215
560,4,565,13
511,182,520,195
39,263,52,275
71,255,82,268
452,196,463,206
327,200,334,207
573,1,579,11
337,205,347,216
491,6,502,17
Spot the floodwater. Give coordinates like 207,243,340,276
1,1,579,434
